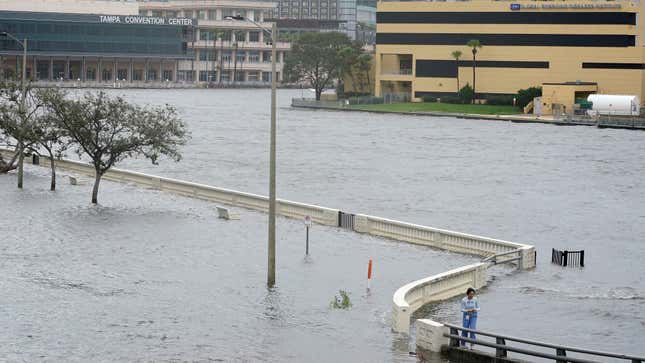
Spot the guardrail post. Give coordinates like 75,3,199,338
631,359,642,363
496,337,507,358
449,327,460,347
556,348,567,363
562,251,568,267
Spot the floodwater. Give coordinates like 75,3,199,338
2,88,644,361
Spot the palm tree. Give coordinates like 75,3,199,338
212,29,225,85
233,30,246,85
451,50,463,93
467,39,482,102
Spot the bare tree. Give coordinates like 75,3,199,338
0,82,46,185
43,91,189,204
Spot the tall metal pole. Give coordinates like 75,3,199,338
267,21,277,288
17,38,27,189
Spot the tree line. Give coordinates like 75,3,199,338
0,83,189,203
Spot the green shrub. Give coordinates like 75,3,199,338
486,95,515,106
441,95,463,104
516,87,542,108
458,84,475,104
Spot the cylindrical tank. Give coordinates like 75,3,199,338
587,94,640,116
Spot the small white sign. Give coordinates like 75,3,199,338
304,215,312,227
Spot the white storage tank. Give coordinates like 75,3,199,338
587,94,640,116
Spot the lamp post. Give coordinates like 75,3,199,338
1,31,28,189
225,16,278,288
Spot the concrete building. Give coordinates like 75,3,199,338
0,0,195,85
139,0,289,84
375,0,645,114
269,0,357,39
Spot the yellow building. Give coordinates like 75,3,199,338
375,0,645,113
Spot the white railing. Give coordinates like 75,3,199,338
392,263,488,334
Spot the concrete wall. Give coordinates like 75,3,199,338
392,262,488,333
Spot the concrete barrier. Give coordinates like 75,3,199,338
392,263,488,334
0,149,339,227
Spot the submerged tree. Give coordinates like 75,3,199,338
43,91,189,204
283,32,354,100
0,82,43,185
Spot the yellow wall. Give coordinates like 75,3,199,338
375,0,645,104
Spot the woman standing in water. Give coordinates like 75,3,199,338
461,287,480,349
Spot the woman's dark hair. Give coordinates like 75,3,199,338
466,288,476,295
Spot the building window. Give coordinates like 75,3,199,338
132,69,143,81
138,10,148,16
221,51,232,62
222,9,234,17
151,10,162,17
208,10,217,20
147,70,157,81
247,71,259,81
236,52,246,62
200,30,215,41
117,68,128,81
198,10,207,20
235,71,245,82
262,51,272,62
220,70,231,82
199,71,216,82
102,69,112,81
86,68,96,81
262,72,271,82
163,70,173,81
249,51,260,62
166,11,177,18
199,50,217,61
177,70,194,82
249,31,260,42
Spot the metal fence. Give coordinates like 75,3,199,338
338,211,355,230
444,323,643,363
552,248,585,267
555,111,645,129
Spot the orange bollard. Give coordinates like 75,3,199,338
367,259,373,289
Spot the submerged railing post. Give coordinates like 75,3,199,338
449,327,460,347
496,337,507,358
556,348,567,363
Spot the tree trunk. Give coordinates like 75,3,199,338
17,145,24,189
315,88,322,101
0,151,18,173
472,52,476,104
49,155,56,191
91,172,102,204
456,60,460,93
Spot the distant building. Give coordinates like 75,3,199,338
139,0,288,84
269,0,357,39
0,0,194,84
375,0,645,114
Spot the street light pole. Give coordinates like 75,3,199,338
18,38,27,189
224,16,278,288
1,31,28,188
267,21,277,288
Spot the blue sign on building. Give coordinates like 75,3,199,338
510,3,521,10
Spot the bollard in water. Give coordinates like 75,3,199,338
367,258,373,290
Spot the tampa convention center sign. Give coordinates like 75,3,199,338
99,15,194,26
510,2,622,10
